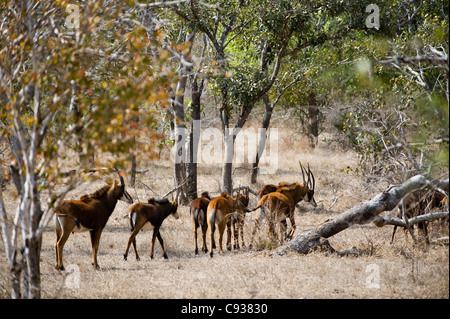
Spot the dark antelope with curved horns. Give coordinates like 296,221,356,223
248,162,317,247
54,169,133,270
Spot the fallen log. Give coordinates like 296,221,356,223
277,174,449,255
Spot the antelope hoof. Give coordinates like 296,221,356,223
150,255,154,260
195,248,199,255
136,256,140,261
210,252,213,258
92,263,100,270
202,248,208,253
123,254,128,261
55,265,65,271
163,254,168,259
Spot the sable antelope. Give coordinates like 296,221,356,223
123,197,179,260
189,192,211,255
249,162,316,247
391,189,447,244
54,172,133,270
207,191,249,257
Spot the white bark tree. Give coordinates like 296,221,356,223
0,0,171,298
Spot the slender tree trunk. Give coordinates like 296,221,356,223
0,190,22,298
11,263,22,299
172,75,188,204
21,178,43,299
307,92,319,148
186,77,204,201
251,94,273,184
171,32,195,205
23,234,42,299
222,133,235,194
173,122,188,204
129,116,139,187
130,153,137,187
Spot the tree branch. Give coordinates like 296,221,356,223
373,211,449,228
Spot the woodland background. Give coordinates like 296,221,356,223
0,0,448,299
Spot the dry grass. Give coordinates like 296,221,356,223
0,117,448,299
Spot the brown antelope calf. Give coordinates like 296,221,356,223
54,173,133,270
207,191,249,257
232,188,250,250
189,192,211,255
123,197,179,260
249,162,317,247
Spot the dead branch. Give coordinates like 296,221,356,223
373,211,449,228
232,185,258,196
162,175,189,198
276,174,446,255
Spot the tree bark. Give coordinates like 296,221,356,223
222,133,235,194
186,76,204,201
277,175,447,255
171,31,196,205
373,211,448,228
251,95,273,184
307,92,319,148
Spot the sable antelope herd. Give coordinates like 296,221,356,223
50,162,448,270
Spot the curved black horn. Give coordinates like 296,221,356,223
113,166,125,186
307,163,315,190
299,161,307,185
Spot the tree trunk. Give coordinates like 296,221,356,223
186,77,204,201
8,134,25,194
251,94,273,184
23,234,42,299
171,31,196,205
173,124,188,205
172,68,188,204
222,133,235,194
277,175,447,255
307,92,319,148
129,116,139,187
21,179,44,299
130,153,137,187
0,190,22,299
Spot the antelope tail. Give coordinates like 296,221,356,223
247,205,261,213
129,212,136,232
56,213,81,229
